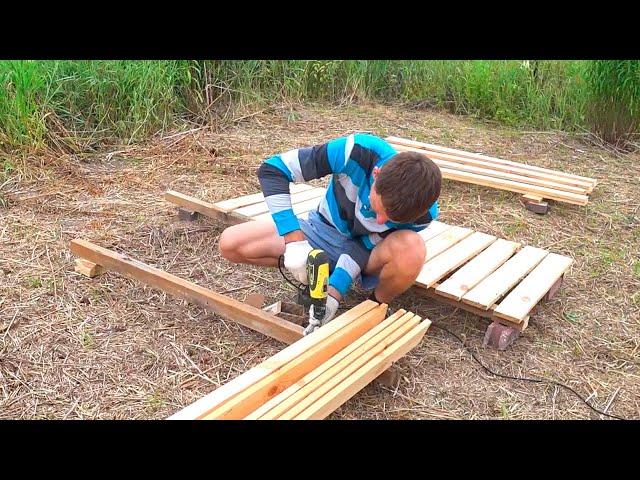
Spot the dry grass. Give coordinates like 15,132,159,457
1,102,638,420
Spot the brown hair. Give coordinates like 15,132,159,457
375,151,442,223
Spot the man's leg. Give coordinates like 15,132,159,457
219,220,285,267
364,230,426,304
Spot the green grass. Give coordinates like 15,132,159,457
0,60,638,152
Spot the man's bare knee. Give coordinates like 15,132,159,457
219,226,242,262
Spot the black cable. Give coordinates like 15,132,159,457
278,254,304,292
429,322,626,421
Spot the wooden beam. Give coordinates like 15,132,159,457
168,300,380,419
164,190,248,224
203,303,389,419
70,239,303,344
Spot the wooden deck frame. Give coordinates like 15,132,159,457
163,189,572,338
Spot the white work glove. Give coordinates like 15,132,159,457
283,240,314,285
303,295,340,336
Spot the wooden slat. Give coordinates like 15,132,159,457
279,314,423,420
168,300,379,420
424,226,474,262
391,144,590,194
461,246,549,309
293,320,431,420
435,239,521,300
417,220,452,242
202,303,388,419
416,232,496,288
214,183,313,212
70,239,304,345
165,190,247,225
494,253,573,323
234,187,326,217
386,136,597,186
247,309,412,419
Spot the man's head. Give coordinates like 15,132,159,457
369,151,442,225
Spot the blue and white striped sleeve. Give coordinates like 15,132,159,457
256,135,355,236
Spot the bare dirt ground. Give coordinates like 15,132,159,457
1,102,638,420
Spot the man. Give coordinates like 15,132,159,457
219,133,442,335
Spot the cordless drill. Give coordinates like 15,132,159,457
296,249,330,324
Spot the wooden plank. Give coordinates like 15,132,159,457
437,167,589,205
70,239,304,345
461,246,549,310
392,144,590,194
386,136,597,187
293,319,431,420
214,183,313,212
234,187,326,217
202,303,389,419
417,220,452,242
494,253,573,323
435,239,521,300
168,300,379,420
424,226,474,262
165,190,248,224
278,313,423,420
416,232,497,288
247,309,412,419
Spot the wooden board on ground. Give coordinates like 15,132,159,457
493,253,573,323
385,136,597,188
391,143,591,194
416,232,496,288
461,246,549,310
70,239,304,344
435,239,521,300
423,226,474,262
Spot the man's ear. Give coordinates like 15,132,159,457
372,166,380,179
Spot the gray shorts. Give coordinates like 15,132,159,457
298,209,379,291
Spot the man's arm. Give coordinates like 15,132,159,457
257,136,354,237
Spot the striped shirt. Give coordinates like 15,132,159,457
257,133,439,296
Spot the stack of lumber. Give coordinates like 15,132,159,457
385,136,597,206
168,300,431,420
